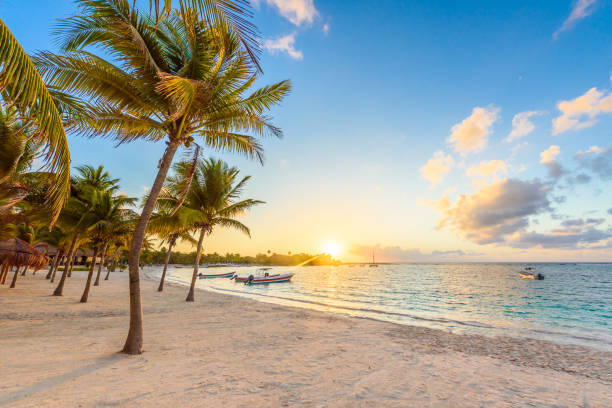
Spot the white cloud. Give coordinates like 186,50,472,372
420,151,454,187
506,111,544,142
466,160,507,188
553,0,598,39
447,106,500,155
254,0,318,26
552,86,612,134
263,33,303,60
426,178,551,245
322,23,330,35
540,145,560,164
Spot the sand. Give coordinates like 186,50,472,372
1,269,611,407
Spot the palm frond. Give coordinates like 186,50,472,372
0,19,70,225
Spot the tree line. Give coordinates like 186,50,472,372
140,249,339,266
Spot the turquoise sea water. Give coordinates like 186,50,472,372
158,263,612,351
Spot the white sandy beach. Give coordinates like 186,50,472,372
1,269,611,407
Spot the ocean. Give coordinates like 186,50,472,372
156,263,612,351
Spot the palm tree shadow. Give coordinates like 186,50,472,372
0,354,123,406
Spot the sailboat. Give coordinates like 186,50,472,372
369,248,378,267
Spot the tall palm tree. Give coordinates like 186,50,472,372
162,158,262,302
36,0,290,354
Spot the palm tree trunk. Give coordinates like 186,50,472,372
123,139,180,355
94,242,108,286
2,265,10,284
50,252,64,282
67,249,76,277
53,234,78,296
186,228,205,302
80,246,99,303
45,252,60,279
10,266,25,288
1,265,8,284
158,240,175,292
104,256,116,281
20,267,27,276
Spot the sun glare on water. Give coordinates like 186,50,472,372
322,241,342,257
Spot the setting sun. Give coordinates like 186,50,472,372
322,241,342,257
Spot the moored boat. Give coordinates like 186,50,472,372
232,268,294,284
198,271,236,279
519,267,544,280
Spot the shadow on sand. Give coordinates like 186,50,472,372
0,354,123,406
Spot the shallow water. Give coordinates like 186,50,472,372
155,263,612,351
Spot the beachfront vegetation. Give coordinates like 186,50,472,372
0,0,290,355
140,249,340,267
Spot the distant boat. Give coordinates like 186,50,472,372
198,271,236,279
369,248,378,267
520,267,544,280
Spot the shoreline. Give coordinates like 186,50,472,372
1,270,611,407
144,268,612,382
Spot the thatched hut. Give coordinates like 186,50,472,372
0,238,49,288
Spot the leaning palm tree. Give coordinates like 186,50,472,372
162,159,262,302
35,0,290,353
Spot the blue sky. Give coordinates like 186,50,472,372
3,0,612,261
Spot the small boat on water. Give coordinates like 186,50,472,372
369,249,379,267
198,271,236,279
520,267,544,280
232,268,294,284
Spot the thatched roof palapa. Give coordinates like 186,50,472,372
0,238,49,270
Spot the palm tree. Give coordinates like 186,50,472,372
43,226,70,280
36,0,290,354
147,208,196,292
52,165,121,296
0,20,71,224
104,234,129,281
79,189,136,303
162,159,262,302
93,195,136,286
74,165,120,193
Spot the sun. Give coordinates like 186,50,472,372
322,240,342,257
